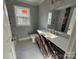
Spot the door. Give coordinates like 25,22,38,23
67,7,76,35
3,2,16,59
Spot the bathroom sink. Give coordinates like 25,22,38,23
37,30,58,39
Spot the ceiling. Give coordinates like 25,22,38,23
17,0,45,6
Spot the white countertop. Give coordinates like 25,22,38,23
47,37,68,52
37,30,69,52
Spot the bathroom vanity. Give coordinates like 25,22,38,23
37,30,69,52
36,28,75,59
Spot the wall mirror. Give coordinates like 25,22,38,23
47,6,76,39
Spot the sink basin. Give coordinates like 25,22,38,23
37,30,58,39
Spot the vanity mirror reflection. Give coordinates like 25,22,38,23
47,6,76,39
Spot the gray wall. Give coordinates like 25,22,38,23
67,23,76,59
39,0,50,29
5,0,39,39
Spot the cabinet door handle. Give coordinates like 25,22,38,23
11,37,16,41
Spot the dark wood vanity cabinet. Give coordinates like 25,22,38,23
35,34,65,59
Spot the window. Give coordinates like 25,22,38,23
48,12,52,25
14,6,31,26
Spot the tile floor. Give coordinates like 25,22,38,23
15,39,44,59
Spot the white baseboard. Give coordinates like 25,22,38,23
18,36,31,41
